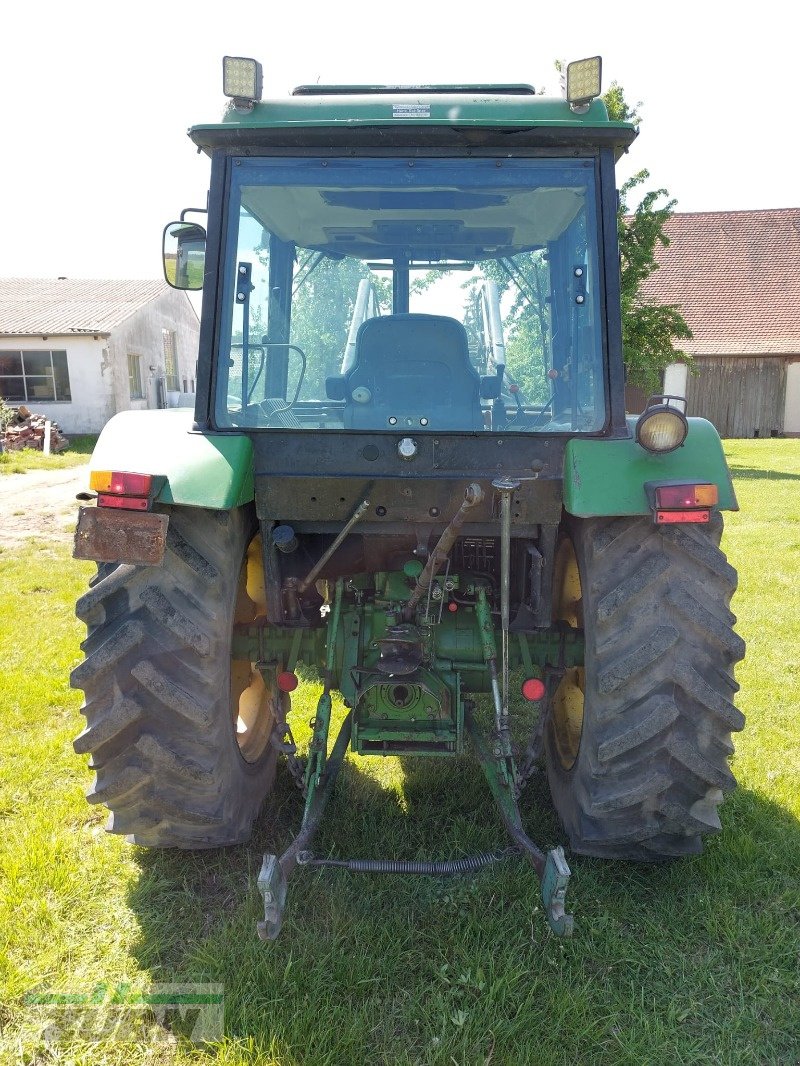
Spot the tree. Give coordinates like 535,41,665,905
604,82,692,395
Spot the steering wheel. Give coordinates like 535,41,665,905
256,343,307,419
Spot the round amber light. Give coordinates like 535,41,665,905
636,407,688,453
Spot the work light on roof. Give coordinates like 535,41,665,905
566,56,602,111
223,56,263,110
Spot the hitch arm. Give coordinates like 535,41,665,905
257,579,348,941
465,706,574,937
257,711,353,940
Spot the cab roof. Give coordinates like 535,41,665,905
189,90,637,157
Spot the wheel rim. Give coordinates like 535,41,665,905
552,537,584,770
231,534,276,764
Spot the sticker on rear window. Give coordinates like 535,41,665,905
392,104,431,119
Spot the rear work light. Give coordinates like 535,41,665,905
90,470,154,511
222,56,263,111
565,56,602,109
635,396,689,454
647,481,718,525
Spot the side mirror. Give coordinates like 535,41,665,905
163,221,206,290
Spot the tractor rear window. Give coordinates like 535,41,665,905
215,157,605,434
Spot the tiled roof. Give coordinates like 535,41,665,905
0,278,169,336
639,208,800,356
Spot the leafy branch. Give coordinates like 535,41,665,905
604,81,692,395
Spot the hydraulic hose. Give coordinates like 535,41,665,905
402,482,484,621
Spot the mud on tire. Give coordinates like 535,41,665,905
71,505,279,848
545,513,745,861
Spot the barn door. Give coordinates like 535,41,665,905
686,357,787,438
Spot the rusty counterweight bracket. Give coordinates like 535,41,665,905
73,506,169,566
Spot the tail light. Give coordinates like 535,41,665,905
646,481,718,524
655,484,718,508
90,470,154,511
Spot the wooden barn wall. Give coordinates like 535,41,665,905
686,357,787,438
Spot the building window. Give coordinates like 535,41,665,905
128,353,144,399
162,329,179,391
0,349,72,403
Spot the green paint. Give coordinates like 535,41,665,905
402,559,424,578
376,570,416,603
303,691,332,813
233,601,584,698
563,417,738,517
87,410,254,509
302,580,344,809
465,709,522,829
539,849,574,937
473,587,498,664
191,93,635,146
351,667,462,756
237,570,583,763
232,626,326,669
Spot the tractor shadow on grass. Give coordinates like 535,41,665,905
124,754,800,1058
125,749,559,965
726,465,800,481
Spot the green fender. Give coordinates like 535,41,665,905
87,410,254,510
563,417,738,517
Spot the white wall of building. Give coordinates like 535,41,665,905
663,362,688,405
0,335,115,435
108,290,199,417
784,359,800,436
2,290,200,436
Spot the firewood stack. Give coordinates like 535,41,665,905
2,405,69,453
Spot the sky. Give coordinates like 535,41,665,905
1,0,797,281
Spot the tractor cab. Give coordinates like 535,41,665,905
213,154,605,435
170,58,637,445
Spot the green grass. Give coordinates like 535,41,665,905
1,441,798,1065
0,435,97,474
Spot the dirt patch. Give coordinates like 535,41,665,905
0,465,90,550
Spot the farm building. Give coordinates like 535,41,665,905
642,208,800,438
0,279,199,434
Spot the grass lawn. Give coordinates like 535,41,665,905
0,435,97,475
0,440,798,1065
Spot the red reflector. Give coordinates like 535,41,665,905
97,493,150,511
655,483,718,508
448,601,458,613
522,677,546,702
656,509,710,524
277,671,299,693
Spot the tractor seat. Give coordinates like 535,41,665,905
329,313,485,431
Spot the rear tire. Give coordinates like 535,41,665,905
71,505,281,848
545,513,745,860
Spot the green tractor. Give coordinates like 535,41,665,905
71,57,745,938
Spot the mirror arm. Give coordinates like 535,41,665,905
179,206,208,221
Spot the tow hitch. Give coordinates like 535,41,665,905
254,555,574,942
